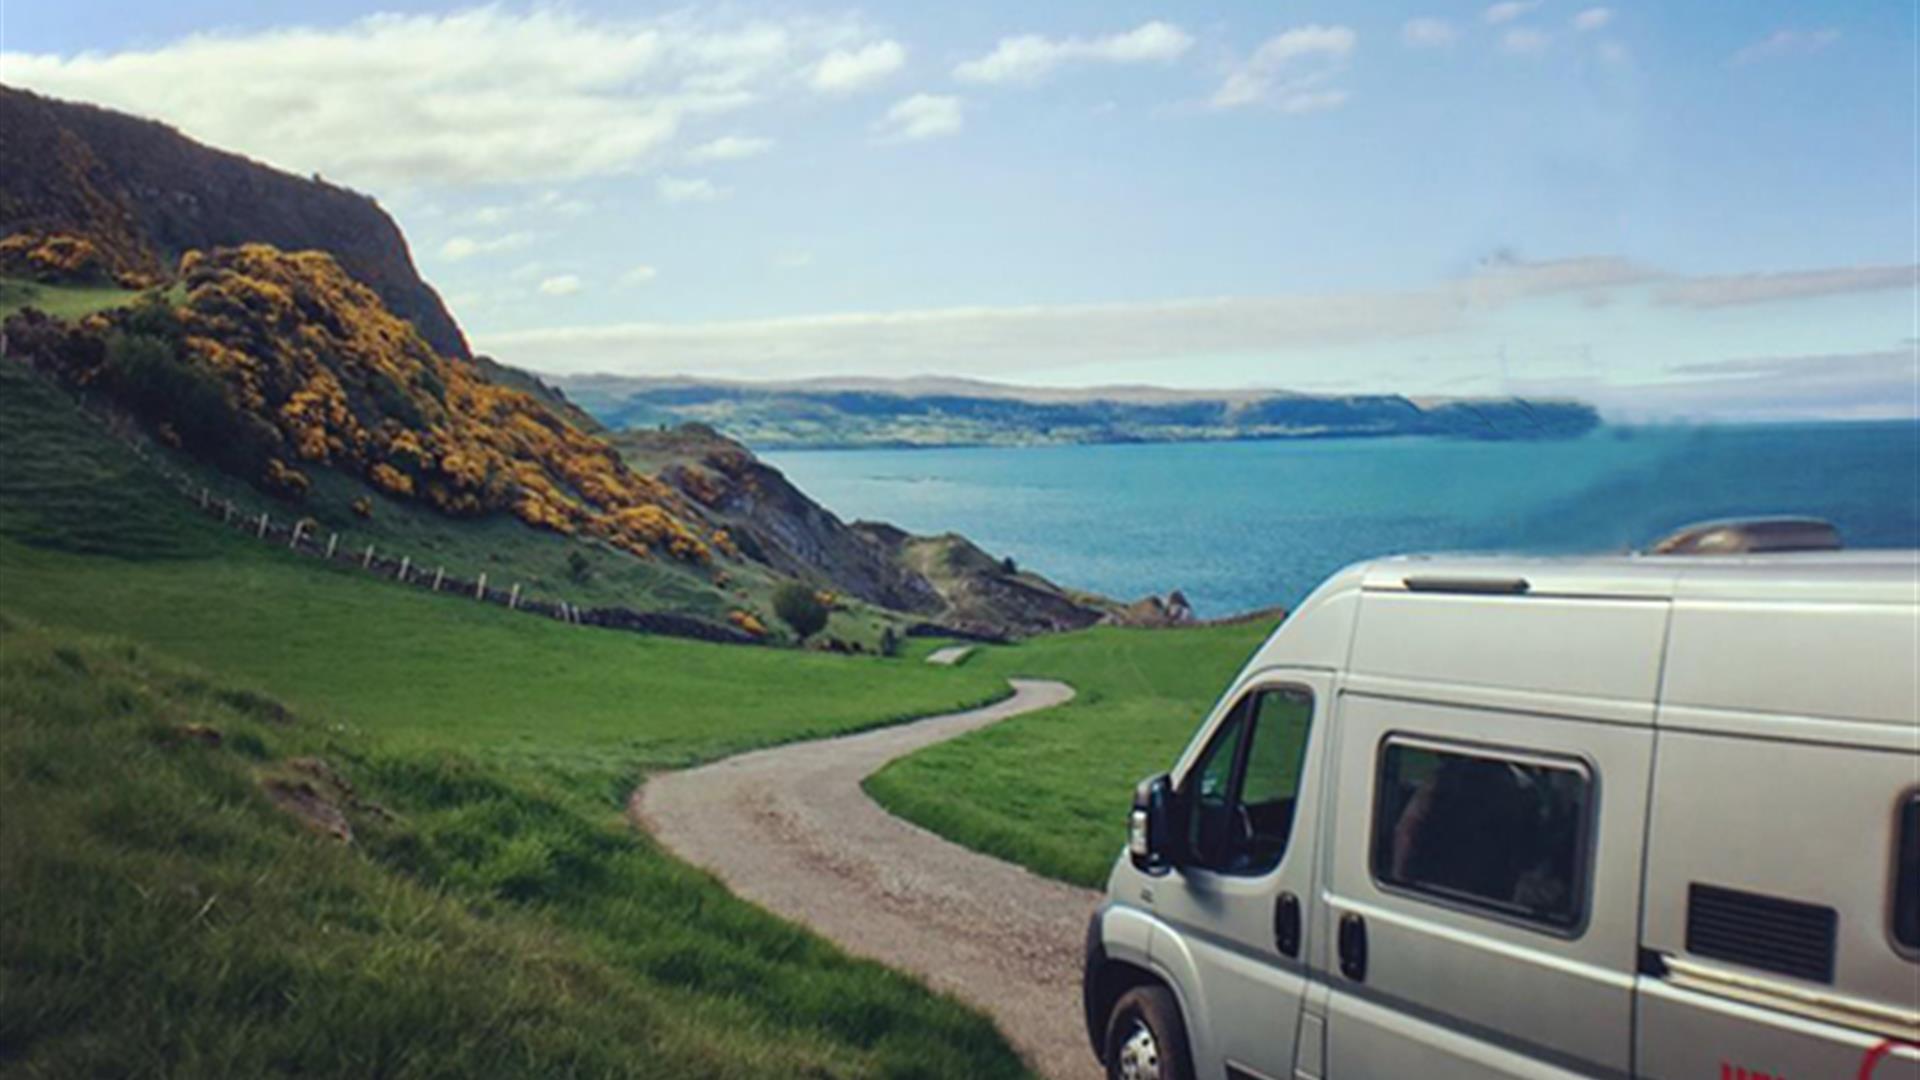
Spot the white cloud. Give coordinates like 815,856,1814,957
1,8,900,187
1731,28,1841,66
1654,265,1914,308
477,256,1914,421
537,274,583,297
1596,40,1630,64
875,94,964,141
476,256,1656,376
1210,25,1356,111
1401,18,1459,48
439,232,537,261
656,175,725,203
809,40,906,93
534,190,593,217
953,21,1193,85
1572,8,1614,32
1518,350,1917,422
1483,2,1542,25
685,134,774,162
1501,28,1552,55
461,191,590,230
619,265,659,286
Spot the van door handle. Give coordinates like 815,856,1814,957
1274,892,1301,958
1337,912,1368,982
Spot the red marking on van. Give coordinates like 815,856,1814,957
1721,1064,1781,1080
1859,1039,1920,1080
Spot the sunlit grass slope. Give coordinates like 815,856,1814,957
870,623,1275,888
0,615,1026,1076
0,357,1026,1076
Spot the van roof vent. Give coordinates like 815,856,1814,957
1649,517,1841,556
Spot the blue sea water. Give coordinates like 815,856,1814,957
765,423,1920,617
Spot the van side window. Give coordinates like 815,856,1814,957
1183,688,1313,876
1371,739,1592,931
1896,795,1920,953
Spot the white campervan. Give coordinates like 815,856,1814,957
1083,519,1919,1080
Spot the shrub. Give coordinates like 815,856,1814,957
566,550,592,584
772,583,829,642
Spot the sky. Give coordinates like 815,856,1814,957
3,0,1916,420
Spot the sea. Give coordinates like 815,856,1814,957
765,422,1920,618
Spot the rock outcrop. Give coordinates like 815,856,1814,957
0,86,467,358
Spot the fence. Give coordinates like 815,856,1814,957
71,393,764,647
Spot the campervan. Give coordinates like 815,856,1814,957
1083,519,1920,1080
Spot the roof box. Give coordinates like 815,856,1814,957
1649,517,1842,556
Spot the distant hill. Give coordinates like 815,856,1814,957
0,85,467,358
556,374,1602,449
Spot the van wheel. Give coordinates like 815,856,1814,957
1103,985,1192,1080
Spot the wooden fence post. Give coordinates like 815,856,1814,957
508,584,520,610
288,520,305,549
362,543,376,569
223,499,234,524
432,567,444,592
200,487,210,510
325,532,339,559
256,512,270,539
476,572,488,600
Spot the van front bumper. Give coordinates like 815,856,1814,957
1081,908,1108,1060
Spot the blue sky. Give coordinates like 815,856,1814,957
4,1,1915,418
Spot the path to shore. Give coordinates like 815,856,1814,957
632,679,1102,1080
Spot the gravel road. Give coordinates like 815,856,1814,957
632,679,1105,1080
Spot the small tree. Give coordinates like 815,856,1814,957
566,549,593,584
772,582,829,642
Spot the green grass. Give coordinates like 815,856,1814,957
0,614,1025,1077
0,357,1032,1075
867,623,1277,888
0,276,146,321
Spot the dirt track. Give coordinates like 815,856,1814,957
632,679,1104,1080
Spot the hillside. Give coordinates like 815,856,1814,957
557,374,1603,449
0,85,466,358
616,424,1120,636
0,360,1032,1075
0,88,1155,642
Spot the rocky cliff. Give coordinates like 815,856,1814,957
615,424,1120,636
0,86,467,358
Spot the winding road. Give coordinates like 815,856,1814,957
632,679,1104,1080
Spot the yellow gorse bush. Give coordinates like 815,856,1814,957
132,245,713,563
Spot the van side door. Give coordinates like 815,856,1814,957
1635,597,1920,1079
1149,669,1331,1080
1318,688,1655,1078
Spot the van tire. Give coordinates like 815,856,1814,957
1103,984,1192,1080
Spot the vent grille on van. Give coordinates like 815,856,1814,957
1685,883,1837,984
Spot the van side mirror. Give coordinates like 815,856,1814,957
1130,773,1177,875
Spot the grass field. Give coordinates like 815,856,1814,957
0,357,1029,1075
0,276,145,321
866,622,1276,888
